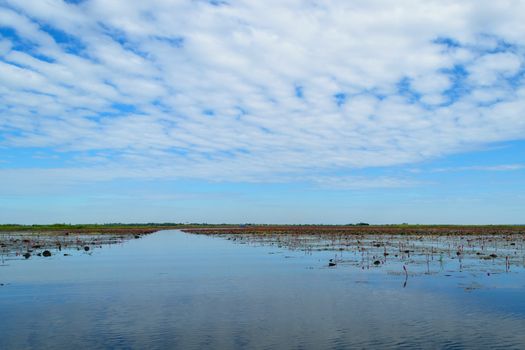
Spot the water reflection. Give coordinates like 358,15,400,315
1,230,525,349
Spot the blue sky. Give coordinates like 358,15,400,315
0,0,524,224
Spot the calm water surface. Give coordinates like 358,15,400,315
1,230,525,349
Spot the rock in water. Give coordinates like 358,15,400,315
42,250,52,257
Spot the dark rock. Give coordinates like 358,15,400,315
23,252,31,259
42,250,52,257
328,262,337,267
490,253,498,258
134,235,140,239
84,246,90,251
373,260,381,265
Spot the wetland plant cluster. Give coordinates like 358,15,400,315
0,232,145,263
184,226,525,279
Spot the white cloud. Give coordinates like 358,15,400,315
432,164,525,172
411,73,451,95
0,0,524,189
468,52,522,86
308,175,421,190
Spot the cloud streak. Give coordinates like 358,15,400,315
432,164,525,173
1,0,525,189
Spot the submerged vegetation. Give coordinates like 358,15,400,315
3,224,525,273
0,232,144,261
183,225,525,289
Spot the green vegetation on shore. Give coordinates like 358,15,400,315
0,223,234,233
0,223,523,234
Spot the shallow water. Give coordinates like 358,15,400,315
1,230,525,349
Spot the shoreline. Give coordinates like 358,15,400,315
182,225,525,236
1,224,524,237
